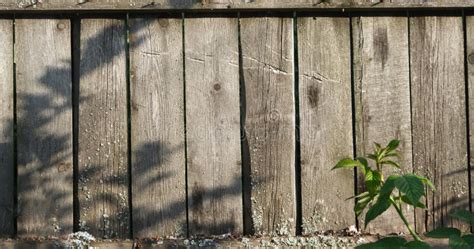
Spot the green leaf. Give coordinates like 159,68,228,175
403,240,430,249
415,175,436,192
374,142,382,154
425,227,461,238
377,140,400,161
368,154,378,161
462,234,474,246
449,235,471,249
355,195,372,217
380,175,398,196
386,139,400,152
364,176,397,226
332,158,362,170
357,157,368,166
364,194,392,228
394,174,424,206
356,237,407,249
450,210,474,226
385,152,401,159
400,195,426,209
356,157,370,175
380,160,401,169
365,170,383,196
346,191,370,201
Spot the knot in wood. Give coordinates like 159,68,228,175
468,53,474,64
57,22,66,30
158,19,169,27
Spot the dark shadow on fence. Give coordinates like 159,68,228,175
6,16,247,240
8,13,471,241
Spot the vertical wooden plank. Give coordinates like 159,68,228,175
184,17,243,236
240,17,296,236
78,19,129,239
411,16,468,232
352,16,413,234
0,19,13,237
129,17,187,238
298,17,354,234
468,15,474,235
15,19,73,236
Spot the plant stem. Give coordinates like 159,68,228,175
390,198,422,241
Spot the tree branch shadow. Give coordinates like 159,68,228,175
7,17,248,240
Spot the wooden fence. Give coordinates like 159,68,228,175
0,7,474,240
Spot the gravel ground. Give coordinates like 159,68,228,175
0,229,450,248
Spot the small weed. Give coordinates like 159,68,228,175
425,209,474,249
332,139,435,248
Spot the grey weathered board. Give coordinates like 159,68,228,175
352,16,413,234
78,19,129,238
297,17,354,234
468,15,474,235
410,16,468,232
0,19,13,237
240,17,296,236
1,0,474,11
184,17,243,236
15,19,73,236
129,17,187,238
0,12,472,240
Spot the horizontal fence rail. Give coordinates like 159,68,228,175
3,1,474,12
0,11,473,239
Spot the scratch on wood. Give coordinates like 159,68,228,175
140,50,169,56
187,56,205,63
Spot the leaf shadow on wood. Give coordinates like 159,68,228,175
133,141,181,185
9,18,248,239
10,19,143,237
0,141,14,237
421,165,471,232
14,89,74,235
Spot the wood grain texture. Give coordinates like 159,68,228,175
467,15,474,236
410,16,468,233
184,17,243,236
352,16,413,234
129,17,186,238
1,0,474,11
78,19,129,239
298,17,354,234
0,19,13,237
240,17,296,236
15,19,73,236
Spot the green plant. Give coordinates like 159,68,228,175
332,139,435,246
425,210,474,249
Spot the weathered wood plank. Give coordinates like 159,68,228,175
0,19,13,238
1,0,474,11
297,17,354,234
411,16,468,232
78,18,129,239
352,16,413,234
240,17,296,236
184,17,243,236
467,15,474,236
15,19,73,236
129,17,187,238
